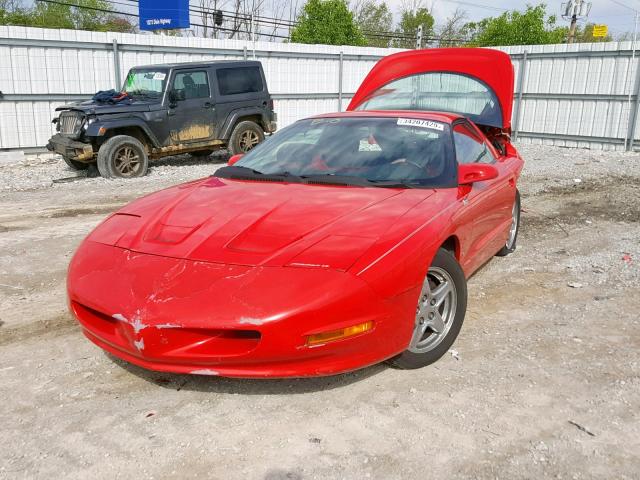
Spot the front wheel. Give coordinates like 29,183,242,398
388,248,467,369
228,121,264,155
97,135,148,179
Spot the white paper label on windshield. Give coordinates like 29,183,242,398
153,72,167,81
397,118,445,131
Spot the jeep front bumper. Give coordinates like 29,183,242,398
47,134,95,162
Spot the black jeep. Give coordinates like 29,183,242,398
47,60,276,178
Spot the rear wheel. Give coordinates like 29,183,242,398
388,248,467,369
496,189,520,257
62,156,89,171
97,135,148,179
228,121,264,155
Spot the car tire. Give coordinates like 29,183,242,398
62,156,89,171
97,135,149,179
228,121,264,155
387,248,468,369
189,149,214,159
496,189,520,257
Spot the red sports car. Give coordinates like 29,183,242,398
68,48,523,377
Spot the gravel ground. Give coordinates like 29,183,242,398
0,144,639,479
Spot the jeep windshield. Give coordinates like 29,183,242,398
216,117,457,188
122,68,168,99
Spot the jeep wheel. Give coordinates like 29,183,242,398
97,135,148,179
62,156,89,171
229,121,264,155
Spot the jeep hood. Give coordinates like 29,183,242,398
55,99,159,115
87,177,434,271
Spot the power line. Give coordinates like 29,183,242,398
33,0,469,45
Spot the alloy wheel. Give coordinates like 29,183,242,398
114,146,141,177
409,266,457,353
239,130,260,152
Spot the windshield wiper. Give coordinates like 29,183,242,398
216,166,303,182
301,174,413,189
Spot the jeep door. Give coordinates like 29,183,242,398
166,68,217,145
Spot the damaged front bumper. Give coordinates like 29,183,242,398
47,133,95,162
67,240,409,378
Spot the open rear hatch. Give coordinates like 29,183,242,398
347,48,514,131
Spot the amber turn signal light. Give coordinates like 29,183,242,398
306,321,374,346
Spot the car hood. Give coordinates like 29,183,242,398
56,99,159,115
87,177,435,271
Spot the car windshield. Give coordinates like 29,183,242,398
222,117,456,188
122,69,168,99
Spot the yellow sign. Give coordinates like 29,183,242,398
592,25,608,38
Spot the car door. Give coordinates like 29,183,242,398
167,68,216,145
453,121,515,272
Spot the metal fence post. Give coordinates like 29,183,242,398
243,46,248,60
112,39,121,89
512,50,528,141
338,51,344,112
626,56,640,151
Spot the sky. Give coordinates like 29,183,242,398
415,0,640,36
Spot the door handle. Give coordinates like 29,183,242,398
203,102,213,109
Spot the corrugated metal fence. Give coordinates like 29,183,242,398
1,26,640,152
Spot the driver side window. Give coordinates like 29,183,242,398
173,71,210,100
453,123,493,165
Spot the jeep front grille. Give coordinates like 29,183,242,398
58,111,84,136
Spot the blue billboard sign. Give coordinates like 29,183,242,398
139,0,190,31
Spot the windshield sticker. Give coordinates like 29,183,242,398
153,72,167,81
397,118,445,131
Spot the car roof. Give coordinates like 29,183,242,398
308,110,463,124
131,60,262,70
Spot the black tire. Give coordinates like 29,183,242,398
189,149,214,159
62,155,89,171
496,189,521,257
388,248,468,369
97,135,148,179
228,121,264,155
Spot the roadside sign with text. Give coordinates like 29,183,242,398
592,25,608,38
139,0,190,31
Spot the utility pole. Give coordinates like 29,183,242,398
562,0,592,43
416,24,423,49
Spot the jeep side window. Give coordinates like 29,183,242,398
216,67,263,96
173,71,210,100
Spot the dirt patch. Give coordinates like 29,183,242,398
44,205,121,218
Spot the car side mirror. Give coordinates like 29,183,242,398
458,163,499,185
168,89,184,105
228,154,244,166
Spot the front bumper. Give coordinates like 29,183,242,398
68,241,412,378
47,133,95,162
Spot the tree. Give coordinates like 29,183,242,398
465,4,566,47
393,7,434,49
290,0,365,46
352,0,393,48
1,0,135,32
437,8,468,47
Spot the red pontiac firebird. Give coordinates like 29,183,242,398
68,48,523,377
